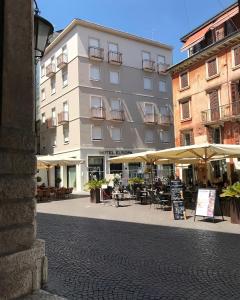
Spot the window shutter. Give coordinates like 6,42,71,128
231,82,237,102
208,58,217,77
207,128,213,143
180,72,188,88
181,101,190,119
215,25,224,41
189,130,194,145
233,126,240,144
180,132,184,146
209,90,219,121
234,46,240,67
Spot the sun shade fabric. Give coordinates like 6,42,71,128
37,155,84,168
211,6,239,29
181,24,213,52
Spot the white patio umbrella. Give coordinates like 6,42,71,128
36,155,84,186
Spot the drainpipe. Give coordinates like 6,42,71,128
0,1,4,125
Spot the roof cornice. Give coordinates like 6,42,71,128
44,19,172,56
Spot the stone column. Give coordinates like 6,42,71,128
0,1,47,299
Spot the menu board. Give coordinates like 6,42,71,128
171,180,185,220
195,188,216,218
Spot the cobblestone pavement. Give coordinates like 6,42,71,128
37,212,240,300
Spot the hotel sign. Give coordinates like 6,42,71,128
99,150,132,155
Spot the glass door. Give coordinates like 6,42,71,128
67,166,76,189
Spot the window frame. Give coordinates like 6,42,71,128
90,64,101,81
111,127,122,142
62,68,68,87
50,77,56,95
88,37,100,48
205,56,219,79
143,76,153,90
41,88,45,101
232,44,240,69
91,125,102,141
41,64,45,77
63,125,69,144
109,70,120,84
41,113,46,124
179,70,190,90
90,95,103,109
180,98,191,121
145,129,154,143
159,129,170,143
159,80,167,92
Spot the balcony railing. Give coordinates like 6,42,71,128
144,113,157,124
110,109,124,121
88,46,104,61
46,63,56,77
46,117,57,128
220,101,240,120
159,115,173,125
157,63,169,74
108,51,122,65
91,107,105,119
201,108,221,124
58,111,69,124
142,59,155,72
57,53,68,69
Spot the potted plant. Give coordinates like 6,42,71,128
36,176,42,183
84,179,108,203
55,177,62,188
220,182,240,224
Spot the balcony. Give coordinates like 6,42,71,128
88,46,104,61
142,59,155,72
144,113,157,124
58,111,69,124
91,107,105,119
159,115,173,125
220,101,240,120
201,108,221,125
157,63,169,74
57,53,68,69
108,51,122,65
46,117,57,128
110,109,124,121
46,63,56,77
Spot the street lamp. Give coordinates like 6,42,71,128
34,1,53,58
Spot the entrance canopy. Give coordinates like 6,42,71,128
108,151,158,164
37,155,84,169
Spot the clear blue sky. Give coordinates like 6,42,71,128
38,0,236,64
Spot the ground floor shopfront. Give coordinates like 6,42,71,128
38,148,174,191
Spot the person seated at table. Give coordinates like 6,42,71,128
154,178,163,192
39,183,46,189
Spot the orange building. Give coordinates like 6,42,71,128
169,2,240,184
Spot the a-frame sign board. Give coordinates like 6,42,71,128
194,188,224,222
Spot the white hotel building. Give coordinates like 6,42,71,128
39,19,174,191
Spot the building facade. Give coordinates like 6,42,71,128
169,2,240,184
39,20,174,190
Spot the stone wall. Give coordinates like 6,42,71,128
0,1,46,299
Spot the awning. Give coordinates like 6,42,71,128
211,6,239,29
181,24,212,52
37,155,84,169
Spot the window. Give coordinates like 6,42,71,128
179,71,189,89
42,113,46,124
62,45,67,55
50,77,56,94
52,134,57,147
159,80,166,92
63,126,69,143
144,77,152,90
144,103,154,115
91,95,102,108
108,43,118,52
159,130,170,143
92,126,102,141
89,38,100,48
110,71,119,84
206,57,218,78
41,88,45,101
50,56,55,65
145,129,154,143
41,64,45,77
157,55,166,64
90,65,100,81
232,45,240,67
208,89,220,121
111,99,121,111
180,130,193,146
63,101,68,113
111,127,121,141
52,107,56,119
62,68,68,87
180,99,191,120
142,51,150,60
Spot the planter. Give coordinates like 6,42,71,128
230,198,240,224
90,188,101,203
220,198,231,217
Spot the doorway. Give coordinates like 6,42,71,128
67,166,76,189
